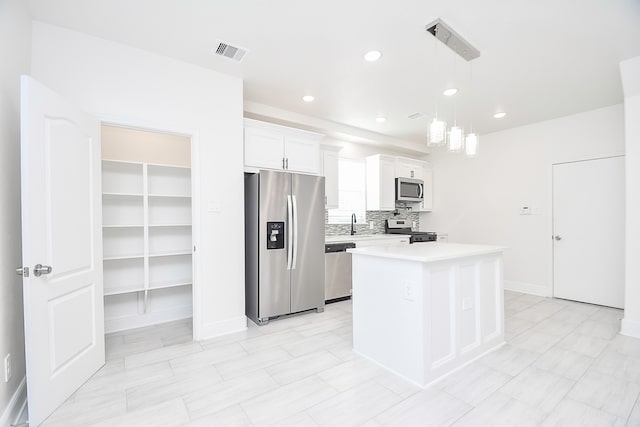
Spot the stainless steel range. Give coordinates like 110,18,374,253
384,219,437,243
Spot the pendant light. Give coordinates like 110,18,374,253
425,19,480,155
447,49,464,153
428,27,446,147
465,61,479,157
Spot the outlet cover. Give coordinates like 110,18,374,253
403,283,417,301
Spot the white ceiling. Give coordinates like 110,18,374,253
28,0,640,150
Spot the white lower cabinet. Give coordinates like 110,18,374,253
102,158,193,333
244,118,322,174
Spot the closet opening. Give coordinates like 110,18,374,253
100,124,194,337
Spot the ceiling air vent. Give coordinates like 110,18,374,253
408,112,426,120
214,41,248,62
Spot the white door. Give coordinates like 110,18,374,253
20,76,104,426
552,156,625,308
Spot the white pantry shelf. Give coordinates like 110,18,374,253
149,251,192,258
101,158,193,323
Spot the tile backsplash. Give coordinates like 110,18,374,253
325,210,420,236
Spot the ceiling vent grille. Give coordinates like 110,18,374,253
425,19,480,61
215,42,248,62
408,112,426,120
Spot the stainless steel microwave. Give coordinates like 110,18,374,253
395,177,424,203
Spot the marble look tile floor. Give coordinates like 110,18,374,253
40,292,640,426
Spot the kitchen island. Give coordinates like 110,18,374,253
348,242,505,388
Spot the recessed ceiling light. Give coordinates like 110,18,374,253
376,116,387,123
493,112,507,119
302,95,315,102
364,51,382,62
443,88,458,97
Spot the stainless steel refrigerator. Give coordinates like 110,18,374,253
245,170,325,325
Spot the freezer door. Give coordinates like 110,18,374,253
290,174,326,313
258,170,291,318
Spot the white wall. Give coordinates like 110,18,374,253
0,0,30,422
620,56,640,338
322,137,421,161
30,22,246,340
422,105,625,296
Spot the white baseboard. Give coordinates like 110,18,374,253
0,377,27,427
621,318,640,338
504,280,551,297
196,315,247,341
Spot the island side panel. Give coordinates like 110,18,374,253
423,253,505,385
352,248,505,388
351,254,426,385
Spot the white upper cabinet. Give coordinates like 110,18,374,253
420,162,433,212
396,157,425,180
366,154,397,211
322,146,340,209
244,126,286,170
244,119,322,175
366,154,434,212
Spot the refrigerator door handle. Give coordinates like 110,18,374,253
292,195,298,269
287,195,293,270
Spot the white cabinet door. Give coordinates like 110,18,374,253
396,157,425,179
285,135,320,174
244,120,322,174
366,154,397,211
20,76,104,426
322,149,339,209
420,163,433,212
244,126,285,170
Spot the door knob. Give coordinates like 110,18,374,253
554,235,562,241
16,267,29,277
33,264,53,277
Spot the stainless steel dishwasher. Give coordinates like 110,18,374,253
324,242,356,303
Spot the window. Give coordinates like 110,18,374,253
328,158,367,224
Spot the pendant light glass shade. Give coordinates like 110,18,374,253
428,118,447,146
448,126,464,152
465,132,479,157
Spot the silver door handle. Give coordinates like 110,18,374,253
287,195,293,270
418,184,423,198
16,267,29,277
554,235,562,241
34,264,53,277
285,158,289,170
292,195,298,269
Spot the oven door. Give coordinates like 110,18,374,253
396,177,424,202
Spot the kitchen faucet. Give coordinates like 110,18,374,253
350,213,357,235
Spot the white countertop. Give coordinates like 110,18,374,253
325,234,410,243
348,242,505,263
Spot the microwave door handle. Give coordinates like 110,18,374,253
292,195,298,270
287,195,293,270
418,183,423,198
